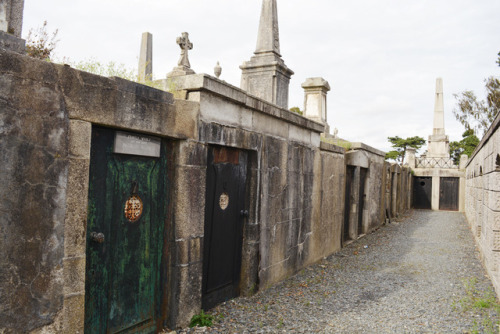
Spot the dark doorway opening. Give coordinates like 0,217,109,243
413,177,432,209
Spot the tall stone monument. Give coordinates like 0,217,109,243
138,32,153,83
427,78,450,158
240,0,293,109
0,0,25,53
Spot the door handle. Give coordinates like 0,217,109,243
90,232,105,244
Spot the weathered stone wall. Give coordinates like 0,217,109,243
309,143,346,263
398,167,412,214
465,113,500,295
0,48,69,333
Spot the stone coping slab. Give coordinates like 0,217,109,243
167,74,325,134
319,141,345,154
350,142,386,157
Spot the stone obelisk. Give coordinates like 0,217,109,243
427,78,450,158
138,32,153,83
240,0,293,109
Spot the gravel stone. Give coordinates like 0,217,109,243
177,211,500,333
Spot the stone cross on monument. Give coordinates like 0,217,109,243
167,32,195,78
177,32,193,68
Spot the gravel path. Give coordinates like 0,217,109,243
180,210,500,333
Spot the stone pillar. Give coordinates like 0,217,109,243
0,0,23,36
0,0,25,53
427,78,450,158
302,77,331,133
240,0,294,109
431,175,440,211
459,154,468,170
138,32,153,83
0,1,7,32
405,147,416,168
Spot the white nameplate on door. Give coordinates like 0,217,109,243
114,131,161,157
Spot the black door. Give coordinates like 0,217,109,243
357,168,368,236
343,166,355,244
413,177,432,209
439,177,459,211
202,146,248,310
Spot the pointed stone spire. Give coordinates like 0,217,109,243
255,0,280,56
138,32,153,83
427,77,450,158
433,78,445,135
240,0,293,109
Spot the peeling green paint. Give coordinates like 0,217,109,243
84,127,167,333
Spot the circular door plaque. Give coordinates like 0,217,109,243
124,195,143,222
219,193,229,210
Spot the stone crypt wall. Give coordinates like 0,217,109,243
344,143,387,239
1,49,354,332
166,74,347,290
465,113,500,295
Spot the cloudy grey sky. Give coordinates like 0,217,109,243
22,0,500,152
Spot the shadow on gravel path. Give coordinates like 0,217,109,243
174,210,500,334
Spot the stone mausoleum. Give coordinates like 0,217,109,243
407,78,466,212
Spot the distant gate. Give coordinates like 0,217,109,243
413,177,432,210
439,177,459,211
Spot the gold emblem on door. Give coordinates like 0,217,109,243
125,195,143,222
219,193,229,210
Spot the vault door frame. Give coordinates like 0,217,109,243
343,166,356,244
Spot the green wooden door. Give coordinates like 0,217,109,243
85,127,167,334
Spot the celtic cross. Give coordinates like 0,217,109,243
176,32,193,68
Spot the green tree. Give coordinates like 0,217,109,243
453,52,500,137
25,21,59,60
385,136,426,164
449,129,480,165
